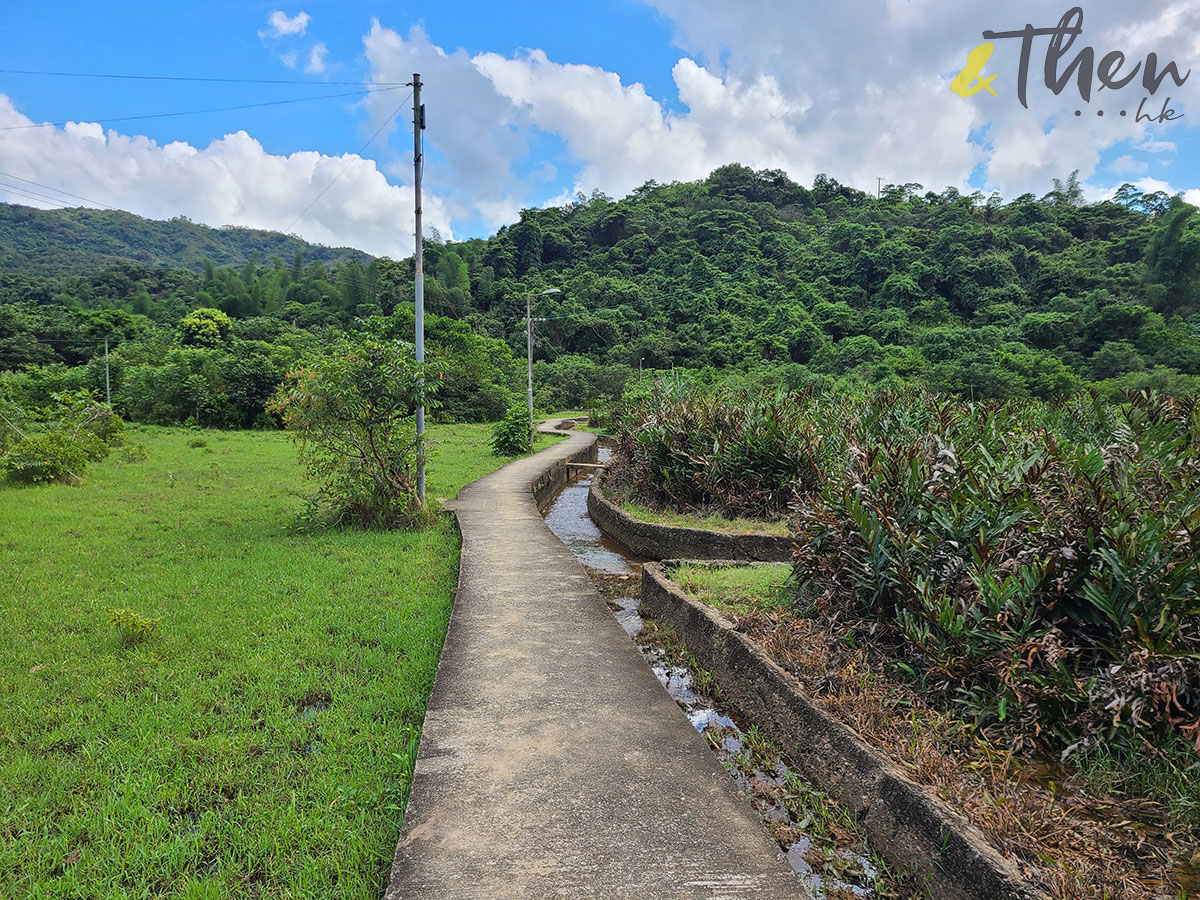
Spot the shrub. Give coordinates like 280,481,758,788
490,401,532,456
613,377,827,518
267,331,438,529
108,608,160,647
617,379,1200,758
1,391,126,484
3,431,94,484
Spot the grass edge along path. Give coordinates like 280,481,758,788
0,423,558,900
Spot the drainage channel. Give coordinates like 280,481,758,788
542,450,886,899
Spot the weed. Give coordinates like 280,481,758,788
108,608,160,647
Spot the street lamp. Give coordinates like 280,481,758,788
527,288,561,425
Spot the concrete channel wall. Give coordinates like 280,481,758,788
641,562,1046,900
587,469,794,562
531,421,598,511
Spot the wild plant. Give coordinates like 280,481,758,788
618,379,1200,756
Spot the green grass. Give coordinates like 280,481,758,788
618,496,791,536
673,563,793,616
0,423,534,899
624,501,791,536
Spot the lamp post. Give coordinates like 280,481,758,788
527,287,561,429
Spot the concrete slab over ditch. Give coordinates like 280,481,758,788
385,422,807,900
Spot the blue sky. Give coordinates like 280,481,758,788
0,1,1196,254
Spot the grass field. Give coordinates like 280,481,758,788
0,423,557,899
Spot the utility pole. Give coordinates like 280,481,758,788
525,288,559,443
411,73,426,504
104,337,111,405
877,177,883,200
526,292,534,424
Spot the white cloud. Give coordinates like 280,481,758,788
1110,154,1149,174
1139,139,1178,153
0,95,451,257
261,10,310,39
646,0,1198,201
1084,176,1200,208
358,4,1197,235
6,5,1197,254
363,22,534,229
280,52,297,69
306,43,328,75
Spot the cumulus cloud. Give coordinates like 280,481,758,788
363,22,534,230
306,43,328,75
0,95,451,257
359,4,1196,235
4,5,1197,255
646,0,1197,200
261,10,310,39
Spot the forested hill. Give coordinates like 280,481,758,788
3,165,1200,427
423,166,1200,401
0,203,372,277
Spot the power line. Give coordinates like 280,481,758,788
0,180,74,208
0,185,62,209
0,68,405,87
0,171,120,210
285,90,414,233
0,85,407,131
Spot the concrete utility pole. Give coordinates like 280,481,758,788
526,288,560,433
877,177,883,200
526,293,534,422
411,73,426,504
104,337,111,405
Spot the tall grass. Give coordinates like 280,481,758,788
617,380,1200,759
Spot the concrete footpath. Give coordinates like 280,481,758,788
385,421,807,899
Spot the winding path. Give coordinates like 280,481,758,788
385,421,807,899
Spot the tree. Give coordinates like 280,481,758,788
179,308,233,347
267,332,437,529
1091,341,1145,380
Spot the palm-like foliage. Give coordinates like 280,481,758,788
618,380,1200,755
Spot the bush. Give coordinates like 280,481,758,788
618,379,1200,758
267,331,437,529
1,391,125,484
613,377,826,518
490,401,532,456
3,431,95,484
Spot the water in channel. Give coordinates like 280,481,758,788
542,448,879,898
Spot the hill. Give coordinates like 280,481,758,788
3,165,1200,427
0,202,374,277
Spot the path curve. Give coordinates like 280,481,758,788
385,420,807,900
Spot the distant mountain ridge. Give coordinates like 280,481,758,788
0,202,374,277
